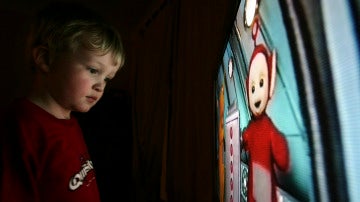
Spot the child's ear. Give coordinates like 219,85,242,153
32,46,50,73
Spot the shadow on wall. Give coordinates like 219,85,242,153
0,9,33,114
74,88,133,202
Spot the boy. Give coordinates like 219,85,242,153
0,2,125,202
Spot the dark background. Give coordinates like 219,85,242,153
0,0,238,201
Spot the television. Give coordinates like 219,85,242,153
214,0,360,201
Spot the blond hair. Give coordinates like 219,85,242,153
27,2,125,70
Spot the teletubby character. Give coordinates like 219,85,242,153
241,23,290,201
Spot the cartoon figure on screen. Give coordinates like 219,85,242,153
241,18,290,202
218,83,225,202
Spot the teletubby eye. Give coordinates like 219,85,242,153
252,85,255,93
260,78,264,87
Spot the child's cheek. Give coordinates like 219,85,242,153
71,75,93,96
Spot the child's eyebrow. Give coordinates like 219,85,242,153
86,61,106,71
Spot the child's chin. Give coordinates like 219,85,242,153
76,106,91,113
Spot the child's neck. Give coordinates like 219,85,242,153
27,92,71,120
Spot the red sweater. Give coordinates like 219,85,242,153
0,98,100,202
242,114,290,202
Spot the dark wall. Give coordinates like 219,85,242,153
127,1,239,201
0,8,32,112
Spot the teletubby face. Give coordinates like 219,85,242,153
248,52,269,117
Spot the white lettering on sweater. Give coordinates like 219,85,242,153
69,160,94,191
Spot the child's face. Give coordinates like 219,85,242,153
46,48,119,113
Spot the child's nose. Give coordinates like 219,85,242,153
93,81,105,92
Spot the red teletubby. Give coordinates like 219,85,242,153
241,17,290,202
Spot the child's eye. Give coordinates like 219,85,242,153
104,78,111,83
87,67,98,74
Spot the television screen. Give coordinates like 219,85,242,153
214,0,360,201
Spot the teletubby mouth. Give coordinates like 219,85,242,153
255,101,261,108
